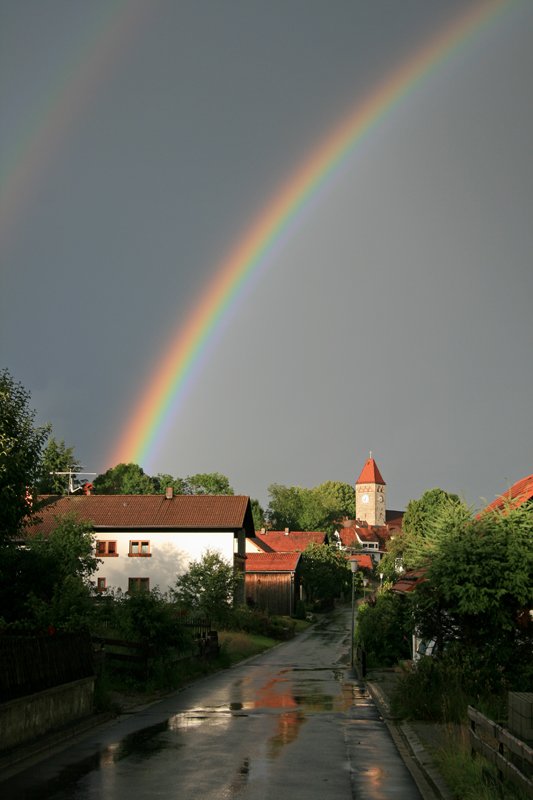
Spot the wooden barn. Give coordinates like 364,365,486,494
245,552,301,616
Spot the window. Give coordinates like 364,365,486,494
96,541,117,557
97,577,107,591
128,577,150,593
129,540,151,557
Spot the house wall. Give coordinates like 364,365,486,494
94,530,237,593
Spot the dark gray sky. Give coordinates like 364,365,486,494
1,0,532,511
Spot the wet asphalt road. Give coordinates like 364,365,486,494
1,607,422,799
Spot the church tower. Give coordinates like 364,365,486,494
355,454,386,526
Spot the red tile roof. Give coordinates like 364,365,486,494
340,525,380,545
30,494,255,536
391,569,428,594
347,553,373,570
338,527,357,547
481,474,533,515
245,552,301,572
356,458,386,486
252,530,326,553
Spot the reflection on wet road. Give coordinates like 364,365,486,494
1,608,421,799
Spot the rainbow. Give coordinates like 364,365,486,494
0,0,150,249
110,0,513,470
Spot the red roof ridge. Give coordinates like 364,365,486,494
356,457,386,486
480,473,533,515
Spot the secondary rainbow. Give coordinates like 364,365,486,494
110,0,513,470
0,0,150,249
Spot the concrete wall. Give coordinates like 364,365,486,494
0,677,95,753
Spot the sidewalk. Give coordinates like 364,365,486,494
365,668,454,800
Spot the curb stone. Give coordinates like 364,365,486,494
366,680,454,800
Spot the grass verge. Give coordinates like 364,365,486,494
218,630,278,666
434,725,530,800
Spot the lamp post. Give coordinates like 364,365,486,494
350,560,358,670
362,577,368,600
379,572,384,589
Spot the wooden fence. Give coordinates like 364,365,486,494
0,634,94,702
91,617,219,678
468,705,533,797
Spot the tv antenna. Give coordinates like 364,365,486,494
50,467,97,494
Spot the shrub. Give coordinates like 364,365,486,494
355,591,411,668
228,605,295,639
391,657,468,722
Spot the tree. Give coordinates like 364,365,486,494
0,513,99,630
0,369,49,542
314,481,355,521
267,484,305,530
186,472,234,495
411,503,533,693
356,592,412,668
172,550,241,625
380,487,469,576
267,481,356,533
251,498,265,530
93,463,155,494
152,473,189,495
300,543,351,608
37,436,81,494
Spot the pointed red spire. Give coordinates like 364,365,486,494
356,456,386,485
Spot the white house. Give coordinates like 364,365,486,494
32,491,255,596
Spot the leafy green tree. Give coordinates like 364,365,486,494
37,436,81,494
186,472,234,495
0,369,49,542
300,543,351,608
93,462,156,494
356,592,412,668
411,503,533,693
30,513,99,583
0,513,99,630
380,487,469,576
314,481,355,521
251,498,265,530
152,473,189,495
172,550,241,625
267,481,355,533
267,484,305,530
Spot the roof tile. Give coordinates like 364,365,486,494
356,458,386,485
246,552,301,572
253,530,326,553
481,474,533,515
30,494,254,535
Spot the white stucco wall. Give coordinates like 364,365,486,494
94,530,237,594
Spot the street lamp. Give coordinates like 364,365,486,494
362,577,368,600
350,560,358,670
379,572,384,589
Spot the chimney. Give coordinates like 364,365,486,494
284,527,289,535
165,486,174,499
260,528,266,534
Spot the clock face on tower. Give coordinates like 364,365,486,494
362,494,369,504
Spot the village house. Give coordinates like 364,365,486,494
31,490,255,597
